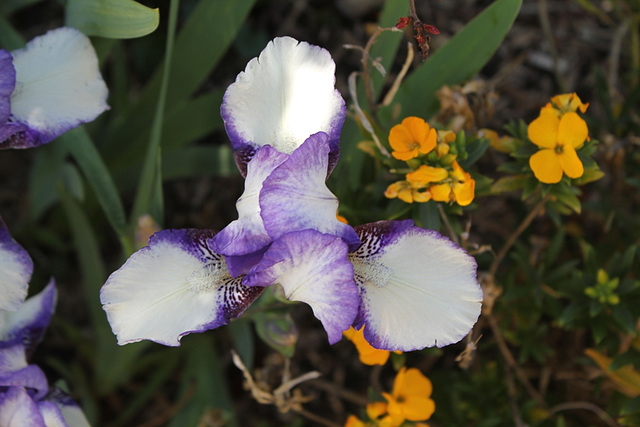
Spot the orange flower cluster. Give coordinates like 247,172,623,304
528,93,590,184
385,117,475,206
345,368,435,427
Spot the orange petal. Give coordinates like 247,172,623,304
558,144,584,179
418,127,437,154
528,113,559,148
391,148,419,161
412,189,432,203
389,123,416,152
402,396,436,421
345,415,367,427
391,367,408,397
557,112,588,149
346,326,391,366
398,368,433,397
530,149,563,183
453,179,475,206
401,116,429,143
430,183,452,202
366,401,389,420
406,165,449,184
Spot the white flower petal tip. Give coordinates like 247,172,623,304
0,218,32,312
100,229,264,346
221,36,345,176
350,220,483,352
1,27,109,149
244,230,358,344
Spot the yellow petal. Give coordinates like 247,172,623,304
412,189,432,203
558,144,584,178
397,368,433,398
391,148,419,161
391,367,408,397
346,325,391,366
406,165,449,184
453,179,475,206
528,113,559,148
402,116,429,143
551,93,589,113
530,149,563,183
430,183,452,202
557,112,588,149
402,396,436,421
366,401,389,420
345,415,366,427
389,123,416,152
418,127,437,154
397,187,414,203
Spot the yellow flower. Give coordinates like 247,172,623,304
344,415,366,427
426,162,475,206
479,128,516,154
389,117,437,161
344,326,392,366
528,110,588,184
381,368,435,426
384,180,432,204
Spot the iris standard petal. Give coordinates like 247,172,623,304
0,217,32,312
557,112,588,149
100,229,264,346
213,145,288,257
0,387,46,427
350,220,482,351
0,50,15,124
4,27,108,149
527,111,559,149
244,230,358,344
0,279,56,360
41,389,90,427
221,36,345,176
260,133,361,251
529,148,563,184
0,343,49,400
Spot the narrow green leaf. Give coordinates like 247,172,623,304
621,396,640,416
62,128,132,252
418,201,441,231
103,0,257,160
491,175,528,194
65,0,159,39
0,14,25,50
395,0,522,118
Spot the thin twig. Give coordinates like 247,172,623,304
503,363,527,427
538,0,568,93
548,401,620,427
437,203,459,246
381,42,415,108
308,379,368,406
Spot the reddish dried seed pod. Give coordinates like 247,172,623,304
396,16,412,29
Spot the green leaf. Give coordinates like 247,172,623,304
612,306,637,335
458,137,490,169
621,396,640,416
418,201,441,231
394,0,522,118
103,0,257,160
62,128,131,252
228,319,255,372
491,175,528,193
65,0,159,39
0,14,25,50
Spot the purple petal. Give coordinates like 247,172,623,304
0,50,15,124
224,246,269,278
0,217,32,311
2,27,108,149
350,220,483,351
0,343,49,400
0,387,46,427
41,388,90,427
221,36,344,176
0,280,56,359
213,146,288,257
244,230,358,344
100,229,264,346
260,133,360,250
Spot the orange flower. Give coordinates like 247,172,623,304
549,92,589,114
381,368,435,426
406,165,449,185
389,117,437,161
428,162,475,206
384,180,432,204
344,326,392,366
344,415,366,427
528,110,588,183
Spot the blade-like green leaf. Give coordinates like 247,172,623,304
0,14,25,50
395,0,522,118
65,0,159,39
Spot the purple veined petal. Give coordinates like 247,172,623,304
0,50,16,124
0,280,56,359
2,27,108,150
260,132,360,251
0,217,32,312
244,230,358,344
224,246,269,278
100,229,265,346
350,220,483,352
40,388,90,427
0,343,49,400
221,36,345,176
0,387,46,427
213,146,288,258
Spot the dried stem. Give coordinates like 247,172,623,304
548,401,620,427
538,0,568,93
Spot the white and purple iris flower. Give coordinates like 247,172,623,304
0,217,90,426
0,27,109,150
100,37,483,352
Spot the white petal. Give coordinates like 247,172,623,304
222,36,345,155
351,221,482,351
0,219,32,311
100,229,263,346
10,27,108,144
0,387,46,427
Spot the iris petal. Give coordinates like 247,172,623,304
350,220,482,351
221,36,345,176
0,387,46,427
100,229,264,346
4,27,108,149
0,217,32,311
244,230,358,344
